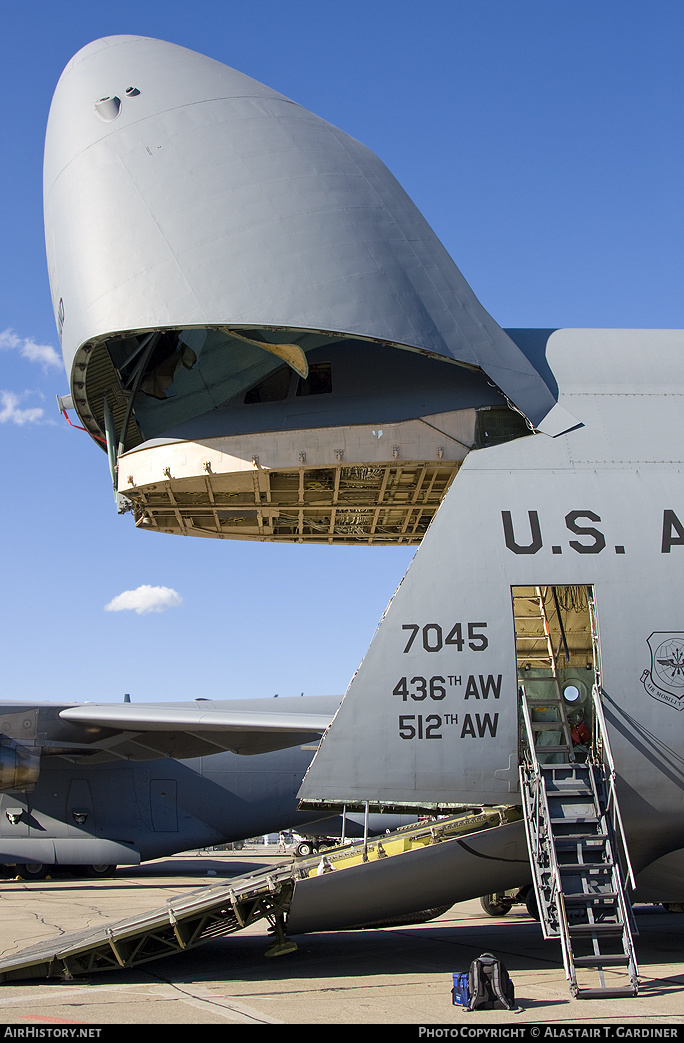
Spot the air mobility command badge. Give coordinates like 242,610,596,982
642,633,684,710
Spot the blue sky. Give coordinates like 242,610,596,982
1,1,682,705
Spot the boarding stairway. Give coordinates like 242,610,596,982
0,806,520,982
517,590,639,998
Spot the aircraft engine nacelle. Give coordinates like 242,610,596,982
0,743,40,794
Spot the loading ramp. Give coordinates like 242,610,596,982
0,807,520,983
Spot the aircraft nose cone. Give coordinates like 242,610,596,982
45,35,561,429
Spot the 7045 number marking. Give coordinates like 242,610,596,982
402,622,488,653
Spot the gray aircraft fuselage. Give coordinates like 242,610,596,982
29,37,684,938
0,743,323,867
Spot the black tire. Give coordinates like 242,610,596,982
661,902,684,913
525,887,540,920
295,841,316,857
82,864,115,878
480,894,512,917
16,863,47,880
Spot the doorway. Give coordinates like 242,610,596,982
512,585,598,761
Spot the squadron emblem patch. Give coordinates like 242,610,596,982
642,633,684,710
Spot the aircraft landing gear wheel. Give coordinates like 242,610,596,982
525,887,540,920
83,864,115,878
295,841,316,857
662,902,684,913
480,894,512,917
16,863,47,880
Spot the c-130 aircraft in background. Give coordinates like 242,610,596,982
2,35,682,998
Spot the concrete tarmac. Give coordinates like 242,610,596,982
0,850,681,1027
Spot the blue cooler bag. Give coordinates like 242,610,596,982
452,972,470,1007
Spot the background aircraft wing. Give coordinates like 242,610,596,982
53,699,335,760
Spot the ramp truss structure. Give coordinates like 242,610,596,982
0,807,518,983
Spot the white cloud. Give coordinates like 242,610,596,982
0,390,44,425
0,328,61,370
104,585,183,616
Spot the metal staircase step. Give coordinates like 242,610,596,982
517,674,561,681
550,816,599,824
552,835,607,847
560,877,614,887
561,870,617,882
541,768,591,781
568,923,625,936
544,787,594,799
573,955,630,967
554,834,608,848
557,861,613,871
518,684,561,690
545,782,593,794
563,892,619,903
547,784,594,794
576,987,638,999
556,842,611,852
541,766,590,775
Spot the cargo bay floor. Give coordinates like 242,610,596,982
0,850,680,1025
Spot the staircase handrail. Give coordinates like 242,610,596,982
519,684,541,774
591,684,636,891
519,686,572,982
555,890,577,994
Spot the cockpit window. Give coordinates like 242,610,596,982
244,366,293,403
244,361,333,403
296,362,332,397
475,406,531,447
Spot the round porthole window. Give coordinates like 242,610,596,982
562,683,582,704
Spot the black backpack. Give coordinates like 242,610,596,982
467,952,516,1011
